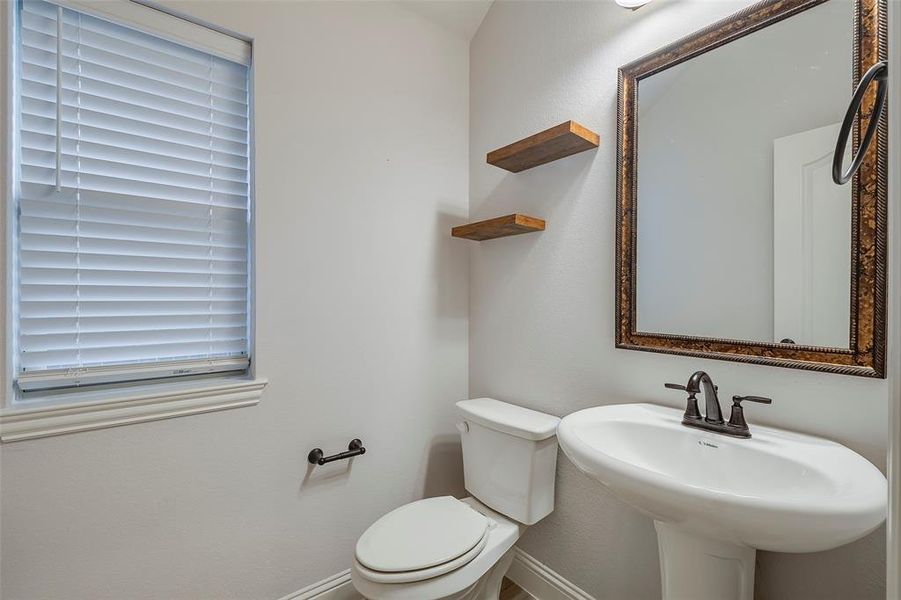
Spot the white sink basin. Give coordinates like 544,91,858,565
558,403,886,600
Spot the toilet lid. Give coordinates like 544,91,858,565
354,530,490,584
355,496,489,573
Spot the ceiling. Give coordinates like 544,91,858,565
395,0,494,41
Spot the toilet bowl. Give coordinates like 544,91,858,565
351,398,560,600
351,497,524,600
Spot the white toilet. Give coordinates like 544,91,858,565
351,398,560,600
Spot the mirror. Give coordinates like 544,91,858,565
616,0,887,377
636,1,852,346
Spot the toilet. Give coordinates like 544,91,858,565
351,398,560,600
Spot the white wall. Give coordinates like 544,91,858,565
469,2,887,599
0,2,470,598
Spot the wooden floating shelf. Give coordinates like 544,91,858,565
487,120,599,173
452,214,545,241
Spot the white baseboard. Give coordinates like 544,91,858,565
278,569,360,600
280,547,594,600
506,548,596,600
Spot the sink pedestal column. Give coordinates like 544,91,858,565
655,522,755,600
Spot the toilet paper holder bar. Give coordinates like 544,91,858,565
308,439,366,466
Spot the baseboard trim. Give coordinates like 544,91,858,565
278,569,357,600
279,547,594,600
506,548,596,600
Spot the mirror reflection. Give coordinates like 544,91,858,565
635,0,852,348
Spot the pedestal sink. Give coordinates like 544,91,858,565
557,403,886,600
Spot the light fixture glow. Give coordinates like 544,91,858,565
615,0,653,8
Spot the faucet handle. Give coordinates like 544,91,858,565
733,395,772,405
728,395,772,434
665,382,702,420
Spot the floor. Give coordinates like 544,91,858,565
500,578,534,600
350,577,531,600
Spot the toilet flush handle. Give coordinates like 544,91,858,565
456,421,469,434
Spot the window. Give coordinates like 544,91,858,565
14,0,252,393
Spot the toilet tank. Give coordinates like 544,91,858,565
456,398,560,525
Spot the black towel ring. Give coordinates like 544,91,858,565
832,61,888,185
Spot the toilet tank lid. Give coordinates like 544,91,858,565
456,398,560,441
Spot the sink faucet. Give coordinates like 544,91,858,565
686,371,722,425
665,371,772,438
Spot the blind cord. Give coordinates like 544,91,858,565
54,6,62,192
75,12,83,371
208,53,215,361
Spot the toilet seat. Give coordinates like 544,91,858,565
354,496,492,584
351,497,526,600
354,528,490,583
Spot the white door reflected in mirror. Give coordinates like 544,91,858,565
773,123,851,348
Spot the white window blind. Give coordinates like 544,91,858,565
15,0,252,392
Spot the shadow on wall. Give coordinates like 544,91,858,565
421,434,466,499
474,141,596,223
299,455,357,492
434,209,470,321
755,524,887,600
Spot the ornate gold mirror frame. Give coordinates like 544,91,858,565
616,0,888,377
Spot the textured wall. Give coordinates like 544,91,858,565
469,2,887,599
0,2,469,598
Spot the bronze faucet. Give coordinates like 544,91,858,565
665,371,771,439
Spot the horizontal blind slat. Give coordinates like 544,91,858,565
21,267,248,288
21,251,247,275
20,194,248,228
57,6,249,72
20,185,248,221
20,233,248,261
22,130,248,177
20,218,247,249
20,125,247,169
20,340,248,371
20,79,247,131
20,169,248,208
22,151,248,195
21,313,247,335
20,284,247,302
20,300,247,318
22,327,248,352
19,84,248,139
20,39,247,103
21,116,247,166
21,101,248,149
59,44,248,101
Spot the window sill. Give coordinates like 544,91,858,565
0,377,268,442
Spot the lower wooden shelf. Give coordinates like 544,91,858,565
451,214,545,241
